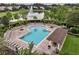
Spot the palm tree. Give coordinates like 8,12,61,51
0,37,6,54
0,37,4,45
17,42,39,55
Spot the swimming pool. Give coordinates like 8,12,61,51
20,26,49,45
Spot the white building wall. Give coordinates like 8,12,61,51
27,6,44,20
27,12,44,20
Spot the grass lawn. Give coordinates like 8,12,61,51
0,11,19,17
0,9,28,17
60,34,79,55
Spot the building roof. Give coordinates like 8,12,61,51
27,6,44,20
47,28,68,45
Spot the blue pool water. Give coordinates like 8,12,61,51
20,26,49,45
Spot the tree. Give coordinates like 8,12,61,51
1,16,9,26
13,13,19,19
19,8,27,15
6,11,12,20
44,5,69,22
0,37,15,55
53,5,69,22
66,11,79,26
1,13,13,29
17,42,38,55
44,10,51,19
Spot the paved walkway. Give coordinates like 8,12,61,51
4,23,67,54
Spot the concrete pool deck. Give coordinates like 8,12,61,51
4,23,67,54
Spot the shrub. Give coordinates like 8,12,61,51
70,27,79,34
13,13,19,19
66,23,74,28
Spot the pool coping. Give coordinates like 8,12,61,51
36,26,60,48
4,23,60,52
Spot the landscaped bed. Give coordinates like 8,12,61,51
60,34,79,55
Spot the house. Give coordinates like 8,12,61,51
27,6,44,20
0,6,5,11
